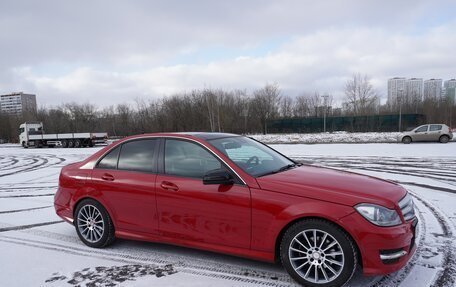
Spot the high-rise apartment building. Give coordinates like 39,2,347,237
405,78,423,105
387,77,406,107
423,79,443,101
0,92,37,115
444,79,456,104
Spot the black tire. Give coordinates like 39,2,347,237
74,199,115,248
280,219,357,287
62,140,68,148
22,141,28,148
68,140,75,148
88,140,94,147
439,135,449,143
74,139,82,148
402,136,412,144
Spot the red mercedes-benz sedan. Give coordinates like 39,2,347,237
54,133,417,286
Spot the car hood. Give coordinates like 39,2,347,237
256,165,406,208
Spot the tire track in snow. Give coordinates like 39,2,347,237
0,205,53,214
0,235,295,286
409,194,456,287
0,220,63,232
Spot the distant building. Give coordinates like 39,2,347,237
0,92,37,115
387,77,406,108
405,78,423,105
444,79,456,104
423,79,442,101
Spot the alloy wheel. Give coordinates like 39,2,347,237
77,204,105,243
288,229,345,284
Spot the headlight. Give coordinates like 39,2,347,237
355,203,402,227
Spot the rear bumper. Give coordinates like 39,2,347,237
339,212,418,275
54,187,74,224
54,203,73,224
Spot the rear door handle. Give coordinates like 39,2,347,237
101,173,115,181
160,181,179,191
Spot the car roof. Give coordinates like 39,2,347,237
127,132,241,141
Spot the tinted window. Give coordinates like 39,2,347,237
430,125,442,131
97,146,120,169
415,125,428,132
165,139,222,178
118,139,157,172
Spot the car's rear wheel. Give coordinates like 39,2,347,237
439,135,449,143
402,136,412,144
280,219,357,287
74,199,115,248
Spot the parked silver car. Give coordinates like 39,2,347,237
399,124,453,144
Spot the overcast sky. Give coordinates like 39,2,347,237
1,0,455,107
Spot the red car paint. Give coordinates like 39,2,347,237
54,133,416,276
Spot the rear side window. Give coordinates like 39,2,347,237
429,125,442,131
97,146,120,169
118,139,157,173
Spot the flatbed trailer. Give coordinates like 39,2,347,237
19,122,108,148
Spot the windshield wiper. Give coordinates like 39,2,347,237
258,163,302,177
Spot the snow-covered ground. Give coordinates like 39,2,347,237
251,132,456,144
0,142,455,286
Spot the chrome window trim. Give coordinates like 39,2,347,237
90,135,247,185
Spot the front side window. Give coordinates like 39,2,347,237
209,136,295,177
165,139,222,178
118,139,157,172
415,125,428,133
429,125,442,131
97,146,120,169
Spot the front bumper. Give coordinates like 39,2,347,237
339,212,418,275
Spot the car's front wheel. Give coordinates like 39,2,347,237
280,219,357,287
402,136,412,144
74,199,115,248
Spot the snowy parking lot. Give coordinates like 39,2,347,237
0,142,455,287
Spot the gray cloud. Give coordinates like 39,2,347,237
0,0,455,106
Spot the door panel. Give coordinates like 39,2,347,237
412,125,428,141
156,138,251,249
90,138,159,234
91,169,158,234
428,125,442,141
156,174,251,248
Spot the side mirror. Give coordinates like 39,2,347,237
203,169,234,185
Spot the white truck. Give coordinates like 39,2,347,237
19,122,108,148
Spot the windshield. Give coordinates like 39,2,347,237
208,136,296,177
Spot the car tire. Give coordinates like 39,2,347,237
74,139,82,148
402,136,412,144
439,135,449,143
61,140,68,148
280,219,357,287
74,199,115,248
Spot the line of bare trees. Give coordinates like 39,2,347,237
1,76,455,142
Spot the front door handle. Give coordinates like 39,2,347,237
101,173,115,181
160,181,179,191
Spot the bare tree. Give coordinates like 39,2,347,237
279,96,294,118
251,83,281,134
344,73,379,115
